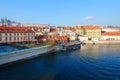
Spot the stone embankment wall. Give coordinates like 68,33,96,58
83,40,120,44
0,45,55,65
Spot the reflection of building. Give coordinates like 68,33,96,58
0,26,35,43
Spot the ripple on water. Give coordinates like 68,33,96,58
1,45,120,80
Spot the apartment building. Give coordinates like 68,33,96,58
101,32,120,40
83,25,101,40
0,26,35,43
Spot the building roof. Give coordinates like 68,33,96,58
0,26,35,33
74,25,83,29
50,28,57,32
102,32,120,36
74,25,101,30
82,25,101,29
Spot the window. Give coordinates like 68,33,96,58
5,37,7,41
17,37,19,40
9,33,11,36
5,33,7,36
14,37,16,40
9,37,12,41
24,37,26,40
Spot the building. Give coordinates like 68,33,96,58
102,28,120,32
26,24,50,36
74,25,101,40
101,32,120,41
63,27,76,41
78,36,88,41
1,17,21,26
74,25,84,36
31,26,43,36
42,26,50,34
23,24,49,27
83,25,101,40
0,26,35,43
56,26,65,36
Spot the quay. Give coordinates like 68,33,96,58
0,45,55,66
83,40,120,45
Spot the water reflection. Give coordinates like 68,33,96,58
0,44,120,80
77,45,100,59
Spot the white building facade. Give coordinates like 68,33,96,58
0,26,35,43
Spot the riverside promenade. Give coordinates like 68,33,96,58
0,45,55,66
83,40,120,44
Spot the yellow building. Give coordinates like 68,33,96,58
74,25,101,40
75,26,84,36
83,25,101,39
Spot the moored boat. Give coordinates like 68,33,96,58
57,41,81,51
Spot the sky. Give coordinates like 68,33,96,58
0,0,120,26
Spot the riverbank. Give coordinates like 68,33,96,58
83,40,120,44
0,45,56,66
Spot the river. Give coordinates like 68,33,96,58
0,44,120,80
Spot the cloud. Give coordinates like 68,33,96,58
85,16,93,20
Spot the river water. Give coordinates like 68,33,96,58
0,44,120,80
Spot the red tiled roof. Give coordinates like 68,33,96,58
50,28,56,32
74,26,82,29
74,25,101,30
102,32,120,36
0,26,35,33
63,27,71,30
82,25,100,29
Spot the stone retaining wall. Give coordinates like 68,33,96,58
0,45,55,65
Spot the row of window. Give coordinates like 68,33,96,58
0,37,34,41
102,38,120,40
0,33,34,36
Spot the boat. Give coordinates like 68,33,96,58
56,41,81,51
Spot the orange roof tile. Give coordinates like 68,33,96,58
102,32,120,36
0,26,34,33
82,25,101,29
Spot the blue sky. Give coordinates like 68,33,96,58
0,0,120,26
